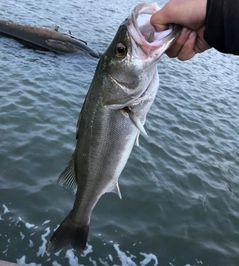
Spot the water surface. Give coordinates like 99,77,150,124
0,0,239,265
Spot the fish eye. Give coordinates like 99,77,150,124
115,43,127,58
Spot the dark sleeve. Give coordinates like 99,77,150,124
204,0,239,55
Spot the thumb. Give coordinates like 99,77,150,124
150,7,173,32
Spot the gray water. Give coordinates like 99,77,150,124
0,0,239,265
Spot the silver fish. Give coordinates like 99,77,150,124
46,3,181,253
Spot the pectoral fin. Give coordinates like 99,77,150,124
125,107,148,137
135,131,140,146
57,150,78,195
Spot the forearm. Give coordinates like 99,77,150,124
204,0,239,55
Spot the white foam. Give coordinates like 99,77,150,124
20,231,25,240
2,248,8,253
37,227,50,257
29,239,34,248
0,200,202,266
89,257,97,266
196,259,203,264
108,254,113,262
26,222,35,229
0,204,10,220
65,249,84,266
139,252,158,266
113,244,137,266
81,244,93,257
99,258,110,266
42,220,50,225
16,256,42,266
3,204,9,214
52,261,61,266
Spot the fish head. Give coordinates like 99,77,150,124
100,3,181,109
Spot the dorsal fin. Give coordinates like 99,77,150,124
57,150,78,195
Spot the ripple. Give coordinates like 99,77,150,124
1,0,239,265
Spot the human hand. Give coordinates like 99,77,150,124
150,0,211,60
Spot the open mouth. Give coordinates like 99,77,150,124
127,3,180,57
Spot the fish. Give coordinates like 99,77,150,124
46,3,181,253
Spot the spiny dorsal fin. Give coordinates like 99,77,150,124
125,107,148,137
57,150,77,195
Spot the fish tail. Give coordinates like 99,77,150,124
46,215,89,253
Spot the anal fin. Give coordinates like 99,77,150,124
107,182,122,199
58,150,78,195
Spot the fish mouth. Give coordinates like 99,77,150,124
127,3,181,60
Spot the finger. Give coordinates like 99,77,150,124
150,0,191,32
177,31,197,60
151,0,207,32
194,26,211,54
166,27,191,58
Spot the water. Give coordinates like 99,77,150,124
0,0,239,265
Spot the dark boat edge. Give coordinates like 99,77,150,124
0,20,101,58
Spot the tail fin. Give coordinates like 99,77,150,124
46,215,89,253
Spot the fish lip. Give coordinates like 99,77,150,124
130,22,182,63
